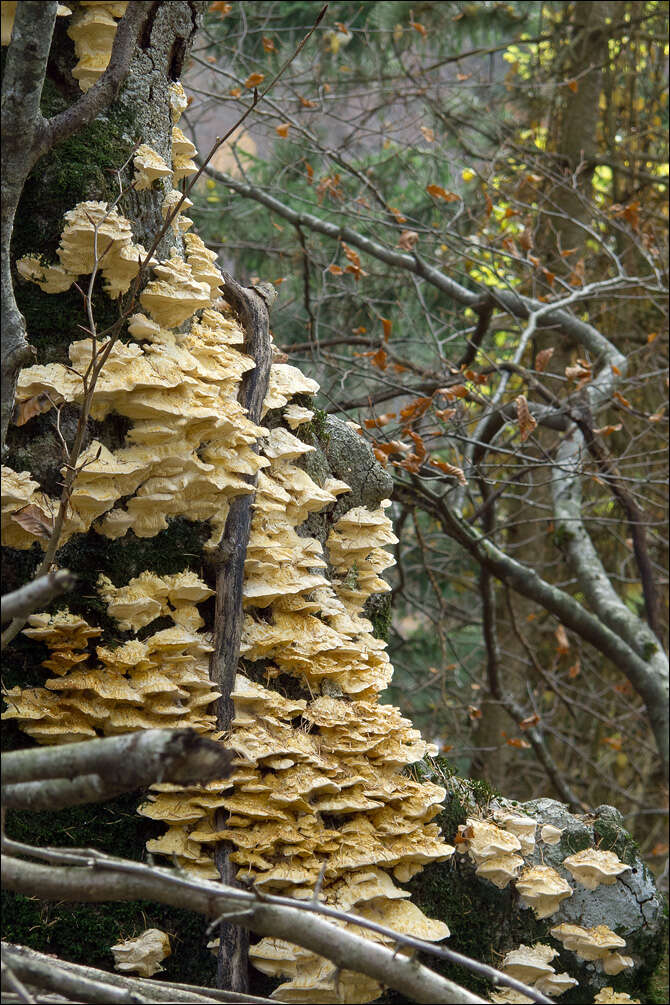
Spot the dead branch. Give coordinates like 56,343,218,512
1,729,233,799
1,943,272,1005
1,571,75,625
2,845,554,1004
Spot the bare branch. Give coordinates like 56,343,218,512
478,566,582,808
1,944,272,1005
394,476,669,772
1,728,233,792
1,571,75,625
2,854,489,1005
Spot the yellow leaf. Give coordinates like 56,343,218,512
461,168,475,182
420,126,435,143
262,36,275,52
275,123,290,137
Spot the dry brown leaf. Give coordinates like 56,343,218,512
515,395,537,441
429,458,467,485
534,347,554,373
426,184,459,202
14,394,54,426
555,624,570,655
593,423,622,436
363,412,396,429
397,230,419,251
565,363,591,382
12,504,55,540
389,206,407,223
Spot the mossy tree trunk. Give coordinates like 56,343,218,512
2,0,223,988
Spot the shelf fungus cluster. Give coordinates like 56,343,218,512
550,924,634,976
2,575,221,744
9,204,273,547
455,812,630,920
492,942,577,1000
2,3,71,49
4,174,457,998
64,1,129,93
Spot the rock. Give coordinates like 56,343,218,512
403,768,666,1002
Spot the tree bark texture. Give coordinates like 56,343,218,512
208,274,275,994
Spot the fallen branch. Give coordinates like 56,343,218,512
1,729,233,804
2,843,552,1004
1,944,273,1005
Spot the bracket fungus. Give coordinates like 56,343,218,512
140,253,212,327
540,823,563,845
110,928,171,978
65,2,127,93
514,864,573,918
550,923,627,961
489,991,534,1005
169,81,189,122
501,943,558,984
7,139,457,1005
562,848,631,890
494,811,537,855
593,991,641,1004
162,189,194,234
498,943,578,1000
456,816,523,888
172,126,198,183
16,256,74,294
132,144,173,191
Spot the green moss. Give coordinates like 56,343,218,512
3,789,217,984
643,640,659,660
402,847,550,999
592,816,640,866
293,404,330,449
560,829,593,856
306,407,330,446
11,77,138,363
365,593,392,642
643,913,669,1004
1,891,216,987
56,517,212,599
